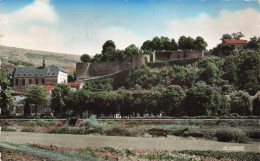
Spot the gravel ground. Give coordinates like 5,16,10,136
1,132,259,152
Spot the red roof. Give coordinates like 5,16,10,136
66,83,81,87
12,92,25,95
43,86,55,91
224,39,247,44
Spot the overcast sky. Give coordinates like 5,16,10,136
0,0,259,55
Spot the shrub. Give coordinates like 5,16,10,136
182,130,204,138
171,128,188,136
246,130,260,139
148,128,170,137
1,127,16,132
106,127,135,137
28,121,55,127
215,129,249,143
180,150,260,161
49,128,85,135
21,128,35,133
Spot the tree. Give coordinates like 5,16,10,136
159,36,171,51
25,88,47,115
170,38,178,51
65,89,92,116
235,51,260,95
230,91,252,115
68,73,76,83
84,78,114,91
198,58,226,85
221,34,232,40
91,54,103,63
80,54,91,62
231,32,244,40
126,66,162,89
51,84,71,115
194,36,208,50
246,36,260,50
0,71,13,116
162,85,185,116
178,36,195,50
141,40,153,52
185,85,230,116
125,44,139,56
221,44,236,56
102,40,116,54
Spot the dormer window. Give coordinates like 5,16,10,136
24,74,27,76
18,73,21,76
35,74,38,76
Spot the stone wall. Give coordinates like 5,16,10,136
148,58,200,69
76,54,149,83
155,50,202,60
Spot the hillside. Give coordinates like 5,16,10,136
0,45,80,68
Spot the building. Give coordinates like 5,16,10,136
222,39,247,50
13,60,68,92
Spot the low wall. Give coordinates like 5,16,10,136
148,58,200,68
155,51,202,60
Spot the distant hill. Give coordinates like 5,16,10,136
0,45,81,69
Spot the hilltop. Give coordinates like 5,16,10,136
0,45,80,68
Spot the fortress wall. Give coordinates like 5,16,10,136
155,51,202,60
148,58,200,68
89,62,120,76
76,62,90,82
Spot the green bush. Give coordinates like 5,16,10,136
84,78,114,91
148,128,170,137
106,127,135,137
49,128,85,135
1,127,16,132
246,130,260,139
171,128,188,136
182,130,204,138
21,128,35,133
28,121,55,127
180,150,260,161
215,129,249,143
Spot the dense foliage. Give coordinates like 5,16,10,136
184,85,230,116
51,84,71,115
84,78,114,91
0,71,14,116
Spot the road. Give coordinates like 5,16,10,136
0,132,259,152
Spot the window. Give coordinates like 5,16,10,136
22,79,25,86
36,79,38,85
15,79,18,85
29,79,32,84
42,79,45,84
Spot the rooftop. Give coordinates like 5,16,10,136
223,39,247,44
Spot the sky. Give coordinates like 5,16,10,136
0,0,259,55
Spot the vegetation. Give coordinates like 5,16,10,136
215,129,249,143
180,150,260,161
0,71,14,116
184,85,230,116
51,84,71,115
84,78,114,91
25,87,47,116
106,127,136,137
21,128,35,133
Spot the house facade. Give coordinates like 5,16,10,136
13,60,68,92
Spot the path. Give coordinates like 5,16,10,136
1,132,259,152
